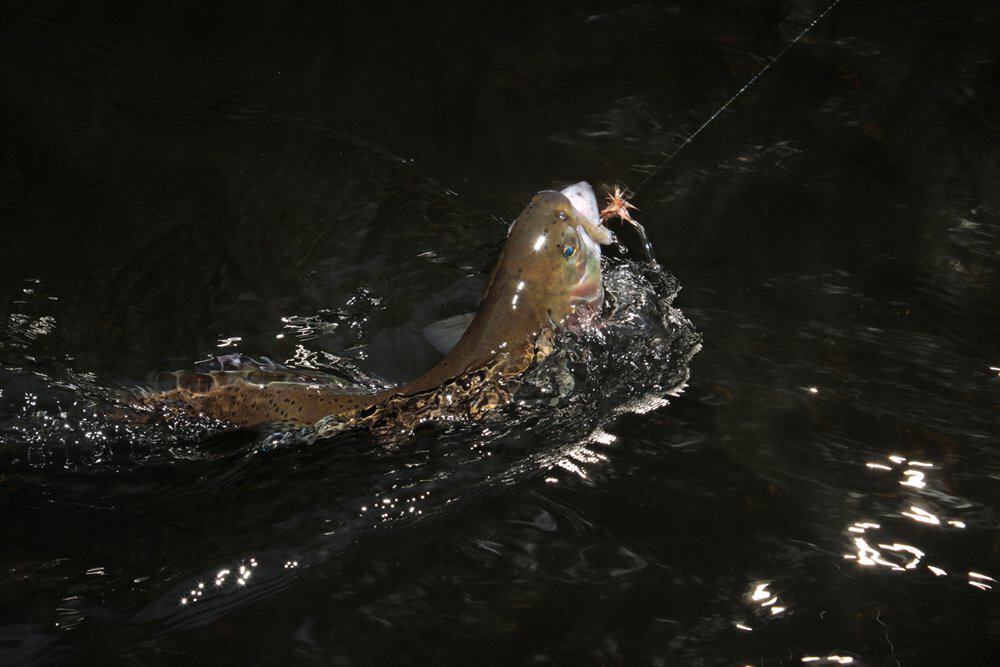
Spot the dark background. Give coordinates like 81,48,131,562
2,0,999,664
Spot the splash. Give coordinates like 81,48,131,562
0,255,699,474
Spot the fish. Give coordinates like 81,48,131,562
134,182,614,437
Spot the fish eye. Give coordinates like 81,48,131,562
563,244,577,258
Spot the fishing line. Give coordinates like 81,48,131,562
632,0,845,195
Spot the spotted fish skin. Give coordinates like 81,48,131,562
137,184,610,434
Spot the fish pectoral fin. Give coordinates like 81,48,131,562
423,312,475,355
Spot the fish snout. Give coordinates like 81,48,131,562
560,181,614,245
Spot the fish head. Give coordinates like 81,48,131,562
494,182,614,328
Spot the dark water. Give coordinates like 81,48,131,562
2,0,1000,664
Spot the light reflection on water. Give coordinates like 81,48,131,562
842,453,993,595
179,558,258,606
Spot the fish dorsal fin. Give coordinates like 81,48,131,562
423,312,476,355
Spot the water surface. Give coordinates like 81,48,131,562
2,0,999,664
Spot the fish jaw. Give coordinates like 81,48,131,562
560,181,614,245
559,181,612,316
570,227,604,304
561,181,601,223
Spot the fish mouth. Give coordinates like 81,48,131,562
560,181,615,245
560,182,611,323
569,223,605,311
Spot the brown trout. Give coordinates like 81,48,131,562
137,182,614,436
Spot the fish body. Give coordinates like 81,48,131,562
138,183,612,434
